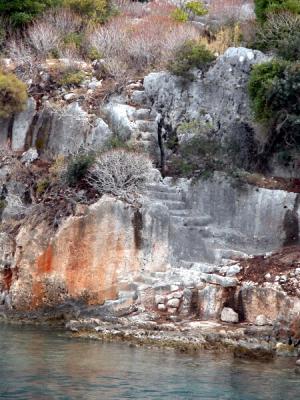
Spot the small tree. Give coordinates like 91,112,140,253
255,12,300,61
86,149,152,201
63,0,111,24
168,40,215,78
254,0,300,22
0,0,61,26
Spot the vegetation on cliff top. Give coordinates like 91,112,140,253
0,71,28,118
0,0,299,182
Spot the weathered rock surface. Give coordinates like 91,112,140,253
221,307,239,323
1,48,300,353
143,48,269,155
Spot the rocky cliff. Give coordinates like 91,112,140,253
1,48,300,356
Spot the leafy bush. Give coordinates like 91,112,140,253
248,60,288,120
65,152,95,186
255,12,300,61
171,8,188,22
167,40,215,77
63,32,84,49
86,150,152,201
0,0,61,26
87,47,103,61
0,71,28,118
58,69,86,86
36,178,50,195
105,136,132,150
248,60,300,153
63,0,111,24
168,135,223,178
185,1,208,17
254,0,300,22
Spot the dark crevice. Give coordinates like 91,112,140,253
132,209,143,250
283,194,300,246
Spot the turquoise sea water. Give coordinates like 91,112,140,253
0,323,299,399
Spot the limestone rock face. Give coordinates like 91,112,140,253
198,285,226,320
239,286,300,324
0,101,112,156
11,98,36,152
32,103,112,156
9,196,169,310
143,47,269,145
103,103,137,141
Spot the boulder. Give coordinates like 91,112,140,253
103,103,137,141
255,315,271,326
167,298,180,308
220,307,239,323
21,148,38,165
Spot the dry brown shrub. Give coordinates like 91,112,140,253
46,8,82,35
27,21,61,57
200,23,242,55
89,13,200,73
87,149,153,201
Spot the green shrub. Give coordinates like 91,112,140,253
167,118,258,178
171,1,207,22
248,60,288,121
171,8,188,22
254,0,300,22
255,12,300,61
0,199,6,210
105,136,131,150
59,69,86,86
168,40,215,78
63,0,111,24
185,1,208,17
0,71,28,118
248,60,300,152
63,32,84,49
65,152,95,186
87,47,103,61
0,0,61,26
168,134,223,178
36,179,50,196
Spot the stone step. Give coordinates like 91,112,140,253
133,108,153,120
147,191,183,201
170,215,186,225
118,290,138,301
139,131,155,141
146,184,179,194
178,260,220,273
163,200,187,210
183,215,213,227
169,209,190,217
213,248,249,262
131,90,148,105
136,120,157,133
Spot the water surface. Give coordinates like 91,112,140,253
0,324,299,399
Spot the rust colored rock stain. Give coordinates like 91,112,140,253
37,245,53,274
3,268,13,290
30,281,45,309
27,201,142,309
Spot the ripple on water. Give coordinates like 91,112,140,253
0,324,299,400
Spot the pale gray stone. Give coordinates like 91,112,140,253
11,98,36,152
221,307,239,323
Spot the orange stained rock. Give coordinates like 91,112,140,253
31,201,141,308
